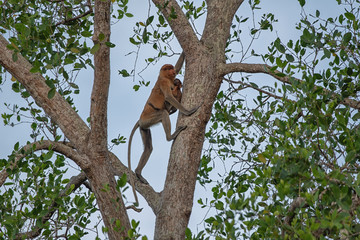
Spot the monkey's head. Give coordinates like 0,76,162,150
160,64,176,79
174,78,182,88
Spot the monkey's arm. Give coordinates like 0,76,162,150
160,82,199,116
167,86,181,115
174,52,185,74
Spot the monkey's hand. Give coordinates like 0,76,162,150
176,126,187,132
170,125,187,140
184,105,201,116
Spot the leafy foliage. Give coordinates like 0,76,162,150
0,0,133,239
197,0,360,239
1,0,360,239
0,144,98,239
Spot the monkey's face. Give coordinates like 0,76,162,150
174,79,182,88
161,64,176,78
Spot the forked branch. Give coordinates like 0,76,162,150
14,172,87,240
221,62,360,110
0,140,84,187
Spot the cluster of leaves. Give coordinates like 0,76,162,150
120,1,206,90
0,0,96,139
0,143,98,239
1,0,133,131
0,0,133,239
227,0,278,61
1,0,94,89
196,0,360,239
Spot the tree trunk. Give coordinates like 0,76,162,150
85,1,130,239
0,0,132,238
153,1,243,239
0,0,248,239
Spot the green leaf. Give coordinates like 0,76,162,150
185,228,192,238
298,0,305,7
274,38,286,53
344,12,355,21
285,54,295,62
48,88,56,99
90,43,100,54
159,15,165,25
21,91,30,98
12,82,20,92
119,69,130,77
98,33,105,41
353,112,360,121
105,42,116,48
258,154,266,163
12,52,18,62
69,82,79,89
323,48,331,59
14,142,19,151
125,13,134,18
345,150,356,163
146,16,154,26
133,85,140,91
343,32,352,44
81,31,93,37
70,47,80,54
117,174,127,188
129,37,141,46
215,201,224,210
142,28,149,43
169,7,178,19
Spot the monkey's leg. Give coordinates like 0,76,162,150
135,128,152,184
161,110,187,141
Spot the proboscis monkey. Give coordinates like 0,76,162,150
165,78,182,115
127,53,199,207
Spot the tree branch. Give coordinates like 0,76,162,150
14,172,87,240
108,152,161,214
284,189,360,238
224,78,284,100
202,0,244,54
0,140,86,187
54,0,93,27
284,196,308,225
174,51,185,74
0,35,91,168
220,62,360,110
151,0,200,54
0,141,161,213
88,0,111,155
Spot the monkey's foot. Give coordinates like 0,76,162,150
177,125,187,131
136,172,149,185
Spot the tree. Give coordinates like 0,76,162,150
195,0,360,239
0,0,359,240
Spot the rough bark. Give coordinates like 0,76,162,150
109,152,161,213
84,0,130,239
0,35,91,168
0,0,130,238
152,1,244,239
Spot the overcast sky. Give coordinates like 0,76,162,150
0,0,343,238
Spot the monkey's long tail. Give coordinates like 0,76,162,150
128,121,140,205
